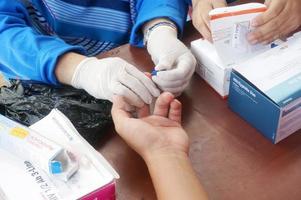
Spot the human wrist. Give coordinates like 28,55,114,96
143,18,177,47
55,52,87,85
144,148,208,200
70,57,99,89
143,148,189,166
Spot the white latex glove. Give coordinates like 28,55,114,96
147,25,196,95
71,57,160,108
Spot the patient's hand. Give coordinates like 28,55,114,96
111,92,189,160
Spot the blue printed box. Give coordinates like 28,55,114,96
228,38,301,143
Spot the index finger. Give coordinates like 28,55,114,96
153,92,174,117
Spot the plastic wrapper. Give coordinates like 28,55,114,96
0,80,112,145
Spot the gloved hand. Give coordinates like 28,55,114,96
71,57,160,108
146,24,196,96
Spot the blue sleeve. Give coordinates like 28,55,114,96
0,0,85,85
129,0,189,47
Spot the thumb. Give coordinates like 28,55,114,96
155,56,175,71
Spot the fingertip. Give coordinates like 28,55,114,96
153,92,174,117
262,40,271,45
144,72,152,79
172,99,182,108
161,92,175,101
208,36,213,43
202,30,212,42
170,99,182,113
111,95,132,120
154,92,174,109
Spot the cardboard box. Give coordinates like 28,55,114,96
0,109,119,200
209,3,268,66
228,37,301,143
191,3,269,97
191,39,232,98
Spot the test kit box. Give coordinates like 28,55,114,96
0,109,119,200
228,36,301,143
191,3,269,97
191,39,231,98
209,3,268,65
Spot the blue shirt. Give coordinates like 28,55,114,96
0,0,188,85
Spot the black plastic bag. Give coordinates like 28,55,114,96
0,80,112,145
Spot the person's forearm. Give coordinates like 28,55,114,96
55,52,86,85
144,150,208,200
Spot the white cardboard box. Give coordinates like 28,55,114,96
191,3,269,97
191,39,232,98
228,34,301,143
209,3,269,66
0,109,119,200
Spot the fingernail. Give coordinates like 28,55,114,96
250,39,258,45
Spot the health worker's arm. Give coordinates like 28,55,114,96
0,1,160,108
129,0,188,47
0,0,84,85
129,0,196,96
